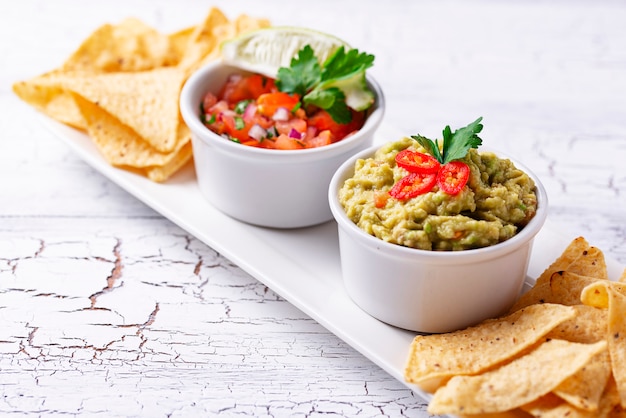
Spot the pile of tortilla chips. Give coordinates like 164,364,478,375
13,8,269,182
405,236,626,416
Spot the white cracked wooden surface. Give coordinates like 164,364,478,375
2,0,626,416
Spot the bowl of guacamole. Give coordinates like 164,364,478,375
328,118,548,333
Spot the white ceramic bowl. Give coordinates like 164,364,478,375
328,146,549,333
180,62,385,229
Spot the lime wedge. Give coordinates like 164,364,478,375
324,72,375,111
220,26,349,77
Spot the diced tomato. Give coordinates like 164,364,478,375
436,161,470,195
307,109,364,142
207,100,229,115
219,74,276,103
304,130,332,148
202,92,218,111
257,92,301,117
220,113,249,141
373,191,390,208
275,118,307,136
275,134,305,150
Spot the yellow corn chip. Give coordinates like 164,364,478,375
404,304,576,389
553,349,611,411
510,271,601,312
13,8,270,181
565,246,608,280
177,8,270,74
521,393,590,418
61,18,179,73
607,286,626,408
59,68,187,152
427,339,607,415
581,281,626,408
71,92,190,171
547,304,607,343
12,76,86,129
535,237,590,286
143,125,193,182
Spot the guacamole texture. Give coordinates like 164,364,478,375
339,138,538,251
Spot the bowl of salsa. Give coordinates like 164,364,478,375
180,43,384,228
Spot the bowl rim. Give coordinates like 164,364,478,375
328,144,549,263
179,61,386,161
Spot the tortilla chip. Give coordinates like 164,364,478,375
535,237,590,286
427,339,607,415
510,271,601,312
620,268,626,283
580,281,626,309
61,18,180,73
143,126,193,182
72,92,190,171
523,377,626,417
581,281,626,408
600,377,626,416
404,304,576,389
553,349,612,411
546,305,607,343
57,68,187,152
565,246,608,280
521,393,591,418
607,286,626,408
177,8,270,74
12,8,269,182
168,25,197,64
12,76,86,129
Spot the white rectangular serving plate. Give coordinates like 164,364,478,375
42,116,624,414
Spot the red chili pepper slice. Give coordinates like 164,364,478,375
436,161,470,195
395,149,441,174
389,172,437,200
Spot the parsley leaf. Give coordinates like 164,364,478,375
276,45,320,97
303,87,352,124
276,45,375,124
318,46,375,84
411,117,484,164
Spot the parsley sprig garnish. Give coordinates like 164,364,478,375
276,45,375,124
411,117,484,164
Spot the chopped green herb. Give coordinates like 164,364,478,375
234,99,253,114
276,45,375,124
234,116,245,130
411,117,483,164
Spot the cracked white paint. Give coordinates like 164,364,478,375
2,0,626,416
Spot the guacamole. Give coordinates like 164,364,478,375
339,138,538,251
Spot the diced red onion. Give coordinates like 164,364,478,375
272,107,289,121
288,128,302,139
248,124,267,141
243,103,257,121
267,126,278,138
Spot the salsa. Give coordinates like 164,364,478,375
200,73,366,150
